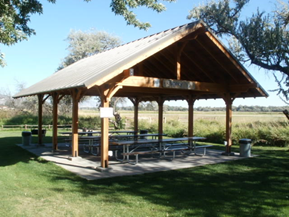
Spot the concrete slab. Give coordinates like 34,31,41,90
18,143,249,180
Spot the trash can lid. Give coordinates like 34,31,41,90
22,131,32,136
239,138,252,143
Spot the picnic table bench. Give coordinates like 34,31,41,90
111,137,211,164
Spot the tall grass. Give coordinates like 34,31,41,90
1,113,102,130
1,111,289,147
139,118,289,147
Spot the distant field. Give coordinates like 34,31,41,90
79,110,286,125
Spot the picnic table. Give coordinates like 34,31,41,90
60,130,136,136
110,137,211,164
109,133,167,140
61,133,166,156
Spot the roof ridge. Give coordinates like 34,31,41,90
88,21,199,57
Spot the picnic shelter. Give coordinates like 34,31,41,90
14,21,268,168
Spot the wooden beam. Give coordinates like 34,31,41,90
176,42,188,80
118,76,225,93
137,62,144,76
88,23,207,88
43,95,50,104
229,83,257,92
106,85,123,102
204,31,255,83
196,37,240,83
143,56,170,78
182,51,217,83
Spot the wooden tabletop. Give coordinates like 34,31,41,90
110,137,206,146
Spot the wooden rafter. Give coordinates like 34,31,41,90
42,94,50,104
229,83,257,93
149,54,174,77
141,57,169,78
182,50,218,83
196,37,240,83
204,31,254,83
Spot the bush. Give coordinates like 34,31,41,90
163,119,186,137
78,116,101,130
138,120,158,133
2,112,289,147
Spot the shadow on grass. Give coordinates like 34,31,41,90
1,134,288,216
0,136,49,166
45,147,289,217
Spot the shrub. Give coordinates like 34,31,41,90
78,116,101,130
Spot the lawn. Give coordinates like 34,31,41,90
0,130,288,217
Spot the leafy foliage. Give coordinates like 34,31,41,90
0,0,174,67
55,29,123,114
0,0,56,67
58,29,122,70
109,0,176,30
188,0,289,102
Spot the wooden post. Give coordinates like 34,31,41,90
157,98,165,140
223,94,234,154
134,99,139,135
128,97,140,136
96,84,121,168
100,99,110,168
71,90,81,157
177,58,181,80
187,96,196,137
52,93,59,151
37,94,43,145
176,42,187,80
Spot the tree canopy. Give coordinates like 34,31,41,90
55,29,122,114
0,0,175,67
187,0,289,102
58,29,122,70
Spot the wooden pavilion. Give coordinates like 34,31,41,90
14,21,268,168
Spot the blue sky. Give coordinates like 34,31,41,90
1,0,286,108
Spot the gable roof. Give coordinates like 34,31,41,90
14,20,268,100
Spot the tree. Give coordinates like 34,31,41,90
1,80,52,115
0,0,175,67
187,0,289,102
58,29,122,69
57,29,123,115
0,0,55,67
109,0,176,30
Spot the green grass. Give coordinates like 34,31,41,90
0,131,288,216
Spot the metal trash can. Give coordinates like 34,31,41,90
140,130,148,139
239,138,251,157
22,131,32,146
